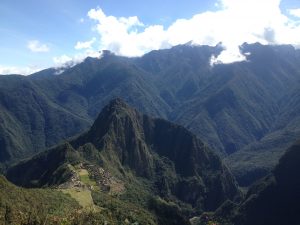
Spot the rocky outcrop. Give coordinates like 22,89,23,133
232,140,300,225
71,98,242,210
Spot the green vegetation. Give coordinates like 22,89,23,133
0,175,80,224
78,168,99,189
0,174,155,224
1,43,300,224
92,191,158,225
61,189,95,209
1,43,300,188
5,99,242,224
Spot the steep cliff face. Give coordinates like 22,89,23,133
233,140,300,225
71,98,241,210
196,139,300,225
7,99,241,213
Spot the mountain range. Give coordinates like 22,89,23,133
5,99,241,224
1,41,300,224
1,43,300,188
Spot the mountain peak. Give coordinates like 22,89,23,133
101,49,114,57
105,98,130,111
73,98,141,151
91,98,135,129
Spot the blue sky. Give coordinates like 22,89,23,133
0,0,300,74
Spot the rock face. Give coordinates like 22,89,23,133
7,98,241,212
233,140,300,225
202,139,300,225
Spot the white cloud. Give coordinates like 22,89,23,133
75,37,96,50
289,8,300,17
85,0,300,64
53,54,73,65
210,44,246,65
0,65,42,75
87,8,170,56
53,49,102,68
27,40,50,52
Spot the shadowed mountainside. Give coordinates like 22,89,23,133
194,139,300,225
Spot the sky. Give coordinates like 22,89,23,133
0,0,300,75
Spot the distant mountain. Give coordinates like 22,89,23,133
1,43,300,186
0,55,169,169
0,75,90,167
7,99,241,223
194,139,300,225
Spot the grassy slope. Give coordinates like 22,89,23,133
0,168,158,225
0,175,79,225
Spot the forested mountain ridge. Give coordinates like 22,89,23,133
1,43,300,186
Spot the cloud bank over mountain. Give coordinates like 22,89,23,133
1,0,299,75
79,0,300,64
